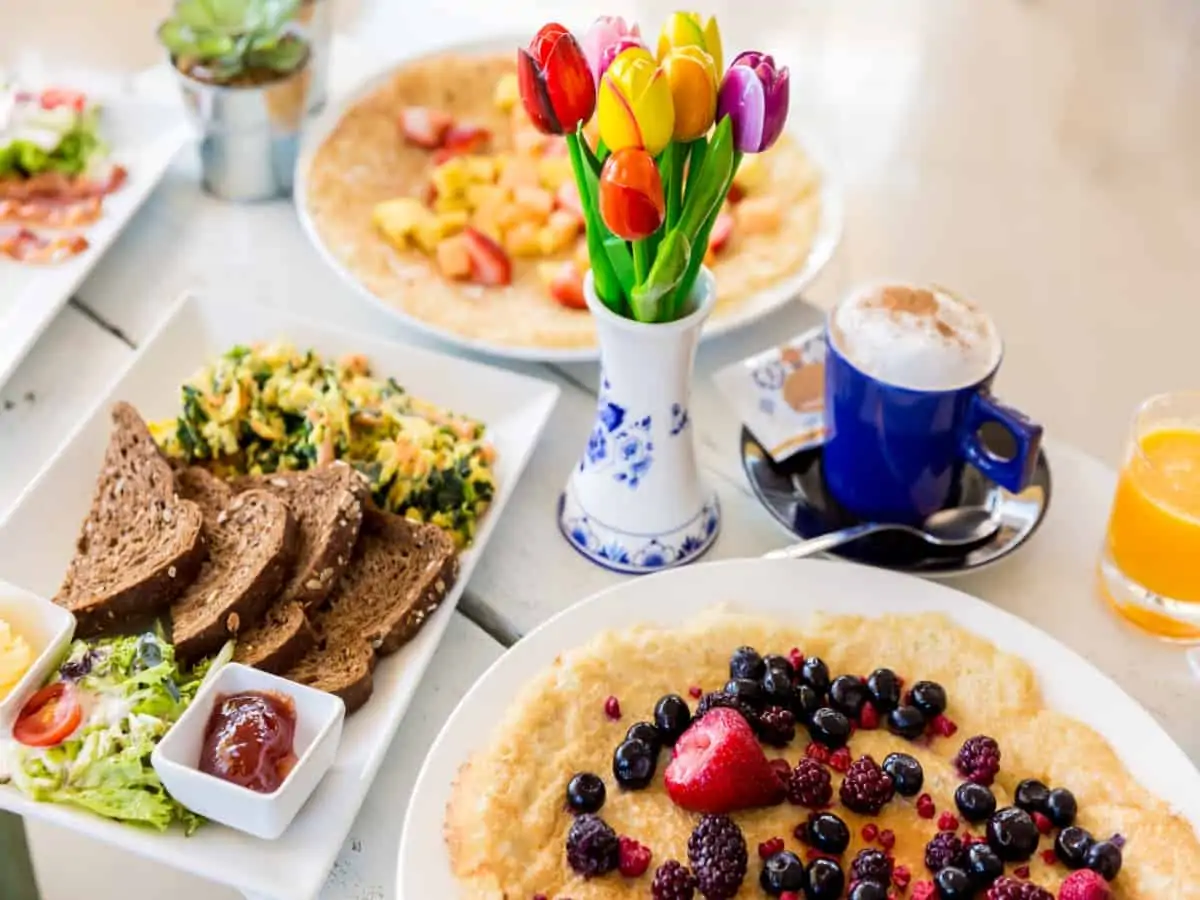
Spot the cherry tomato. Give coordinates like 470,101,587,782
13,682,83,747
39,89,87,113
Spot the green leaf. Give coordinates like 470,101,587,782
630,230,691,323
670,148,741,319
567,129,626,312
159,0,302,76
580,134,604,179
678,116,734,239
603,235,636,297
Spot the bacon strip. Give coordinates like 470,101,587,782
0,228,89,264
0,196,103,228
0,164,127,202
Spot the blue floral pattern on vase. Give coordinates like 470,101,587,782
670,403,689,436
558,496,721,574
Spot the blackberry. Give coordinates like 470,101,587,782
1013,779,1049,814
924,831,966,872
829,675,869,718
986,807,1039,862
955,782,997,822
565,773,606,814
882,752,924,796
786,757,833,808
654,694,693,745
724,677,765,709
866,667,902,711
839,754,895,814
652,860,698,900
805,857,845,900
807,707,851,748
688,814,748,900
730,646,766,681
1054,826,1095,870
964,843,1004,888
566,813,620,877
985,876,1053,900
1045,788,1078,827
1086,840,1123,881
934,866,974,899
800,656,831,694
955,735,1001,786
851,848,893,885
759,850,807,895
756,706,796,746
695,690,757,727
908,680,948,717
804,811,850,855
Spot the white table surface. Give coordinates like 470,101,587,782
2,2,1199,898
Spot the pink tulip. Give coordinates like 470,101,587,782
580,15,644,83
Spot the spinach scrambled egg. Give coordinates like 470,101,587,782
152,343,496,546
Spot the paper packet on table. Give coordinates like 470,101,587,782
713,325,829,463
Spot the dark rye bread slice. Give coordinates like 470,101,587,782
284,508,460,713
55,403,207,636
233,601,315,674
169,468,298,663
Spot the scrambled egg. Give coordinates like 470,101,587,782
152,343,497,546
0,618,33,700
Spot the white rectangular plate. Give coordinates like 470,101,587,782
0,293,560,900
0,91,189,387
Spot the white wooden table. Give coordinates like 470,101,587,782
2,2,1199,898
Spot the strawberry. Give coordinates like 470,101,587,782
1059,870,1111,900
555,181,585,224
708,212,735,254
398,106,453,149
664,707,785,814
40,88,87,112
461,227,512,286
726,181,746,204
546,261,585,309
444,123,491,154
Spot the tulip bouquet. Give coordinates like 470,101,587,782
518,13,790,324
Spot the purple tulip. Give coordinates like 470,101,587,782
716,51,790,153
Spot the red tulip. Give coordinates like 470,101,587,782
517,23,597,135
599,147,665,241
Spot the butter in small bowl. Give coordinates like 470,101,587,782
0,582,76,730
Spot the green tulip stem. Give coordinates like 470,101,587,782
566,129,624,312
633,239,650,288
672,149,743,320
685,136,709,197
665,142,687,231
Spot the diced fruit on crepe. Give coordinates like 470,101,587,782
539,261,586,310
493,73,519,111
555,182,585,224
373,198,431,248
413,210,468,254
709,212,735,254
504,221,542,257
736,195,784,235
537,156,573,192
539,210,581,255
436,234,473,280
498,156,540,190
574,239,591,272
513,186,554,219
444,124,491,154
466,184,508,213
462,227,512,286
398,106,453,149
732,152,768,193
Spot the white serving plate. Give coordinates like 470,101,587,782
294,38,843,364
0,91,189,387
0,292,559,900
397,558,1200,897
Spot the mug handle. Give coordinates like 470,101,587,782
960,392,1044,493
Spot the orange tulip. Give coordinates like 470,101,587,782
599,147,665,241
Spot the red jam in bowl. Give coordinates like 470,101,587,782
199,690,298,793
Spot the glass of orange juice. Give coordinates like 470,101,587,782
1100,391,1200,641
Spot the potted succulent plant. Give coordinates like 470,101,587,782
158,0,313,201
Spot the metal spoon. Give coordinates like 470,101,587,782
762,505,1002,561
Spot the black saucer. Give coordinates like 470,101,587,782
741,427,1053,575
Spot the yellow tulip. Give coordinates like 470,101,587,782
657,12,723,75
660,45,718,141
597,46,675,157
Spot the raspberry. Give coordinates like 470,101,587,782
789,648,805,670
787,758,833,808
924,831,965,872
1014,865,1031,879
619,836,652,877
985,876,1054,900
839,755,895,814
892,864,912,889
695,690,757,727
859,701,881,730
829,747,852,772
938,812,961,832
757,706,797,747
652,860,698,900
912,881,937,900
878,829,895,851
1058,870,1113,900
805,741,831,763
687,814,747,900
916,792,936,818
851,848,893,884
930,713,959,737
566,814,620,877
1040,849,1057,865
955,735,1001,786
604,696,621,719
758,837,785,859
1032,812,1053,835
861,823,879,843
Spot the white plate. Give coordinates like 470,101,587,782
0,292,559,900
397,558,1200,897
0,91,189,387
294,38,844,364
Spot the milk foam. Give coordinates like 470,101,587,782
830,285,1001,390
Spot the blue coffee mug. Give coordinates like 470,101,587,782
822,327,1043,524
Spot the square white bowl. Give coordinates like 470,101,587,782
152,663,345,841
0,581,75,731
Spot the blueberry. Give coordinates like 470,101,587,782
934,866,973,899
829,675,868,719
805,812,850,855
804,857,845,900
792,684,823,722
848,882,889,900
730,646,766,681
908,680,947,717
800,657,831,694
964,843,1003,887
986,807,1039,862
882,752,924,796
612,738,656,789
760,850,807,895
1055,826,1095,870
625,721,661,753
807,707,851,749
764,653,796,678
1045,788,1078,827
955,782,997,823
725,677,765,709
762,667,796,706
866,667,901,711
1086,840,1123,881
886,704,926,740
1013,778,1050,814
653,694,692,746
565,773,606,814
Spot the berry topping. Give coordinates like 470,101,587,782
801,657,831,694
759,837,786,859
852,848,894,885
805,741,832,763
808,708,852,749
849,883,890,900
688,814,748,900
828,746,853,773
566,813,620,877
613,738,657,789
789,648,806,670
665,707,785,813
1055,827,1095,870
917,792,937,818
805,857,845,900
786,757,834,808
956,735,1002,786
955,782,998,823
1041,849,1058,865
839,755,895,814
882,752,925,796
985,876,1053,899
829,675,869,718
913,882,938,900
859,701,881,730
689,685,703,699
566,772,606,814
930,713,960,738
1045,788,1078,828
760,850,807,895
925,831,966,872
654,694,693,746
695,690,758,727
1059,870,1112,900
935,866,974,899
762,668,797,707
887,704,927,740
805,811,850,854
604,696,621,719
757,706,797,747
1014,779,1050,814
1032,812,1053,835
769,757,792,781
1085,841,1123,881
986,807,1040,862
938,811,962,832
652,860,698,900
866,667,902,711
1014,865,1031,879
965,843,1004,887
764,653,796,677
792,684,823,722
724,677,765,710
879,830,896,851
908,681,948,717
626,721,662,753
730,646,766,681
861,822,879,842
893,863,913,889
619,836,652,877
